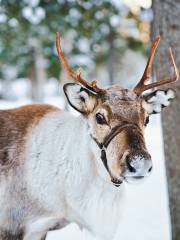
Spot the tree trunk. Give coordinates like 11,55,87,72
30,43,46,102
152,1,180,239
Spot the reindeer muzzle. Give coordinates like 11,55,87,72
92,122,143,186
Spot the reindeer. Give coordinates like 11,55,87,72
0,33,178,240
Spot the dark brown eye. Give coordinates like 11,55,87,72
145,116,149,126
95,113,107,125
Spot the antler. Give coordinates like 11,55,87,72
133,36,179,96
56,32,105,94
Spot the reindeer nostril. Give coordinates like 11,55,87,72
126,157,136,173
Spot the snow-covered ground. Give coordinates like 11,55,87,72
0,98,171,240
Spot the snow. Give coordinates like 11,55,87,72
0,98,171,240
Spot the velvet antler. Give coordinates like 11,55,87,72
133,36,179,96
56,32,105,94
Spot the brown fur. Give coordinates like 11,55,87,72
92,86,146,146
105,86,145,125
0,104,59,171
0,104,60,239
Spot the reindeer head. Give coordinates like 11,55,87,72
56,33,179,186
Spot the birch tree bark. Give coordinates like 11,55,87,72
29,40,46,102
152,1,180,239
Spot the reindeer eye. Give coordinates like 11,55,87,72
144,116,149,126
95,113,107,125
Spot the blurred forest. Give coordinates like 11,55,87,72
0,0,152,101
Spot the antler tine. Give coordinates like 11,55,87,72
133,36,161,95
133,36,179,96
140,48,179,89
56,32,105,94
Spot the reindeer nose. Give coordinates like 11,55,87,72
125,153,152,177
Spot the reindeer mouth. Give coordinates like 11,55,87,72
111,175,146,187
134,176,144,179
111,175,147,187
123,176,147,184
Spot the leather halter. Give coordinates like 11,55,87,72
91,122,142,185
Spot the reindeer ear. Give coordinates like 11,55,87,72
63,83,97,114
142,89,175,114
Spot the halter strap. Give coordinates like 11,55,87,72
91,122,142,186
